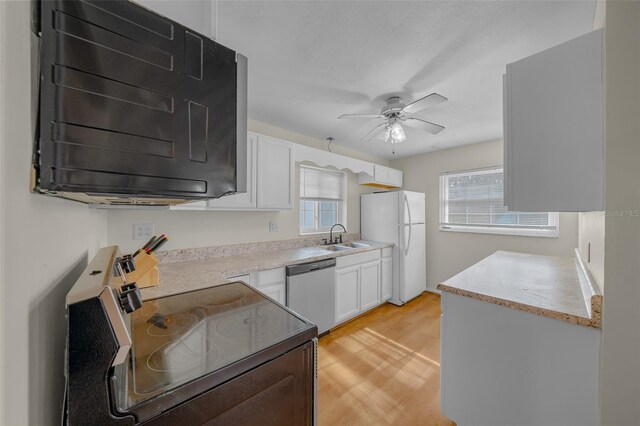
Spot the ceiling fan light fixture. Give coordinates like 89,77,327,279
340,93,446,150
390,122,406,143
378,126,391,142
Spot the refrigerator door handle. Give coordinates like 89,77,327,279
405,224,412,255
404,194,412,225
404,194,412,255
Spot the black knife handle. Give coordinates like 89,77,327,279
147,236,168,254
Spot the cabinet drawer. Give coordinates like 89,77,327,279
227,274,252,287
381,247,392,258
257,267,286,288
336,250,380,269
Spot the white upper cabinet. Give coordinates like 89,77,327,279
504,29,604,212
256,136,294,209
358,165,403,188
208,133,258,209
171,132,293,211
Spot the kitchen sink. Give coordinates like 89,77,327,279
339,241,371,248
320,244,353,251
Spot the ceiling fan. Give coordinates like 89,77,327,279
338,93,447,153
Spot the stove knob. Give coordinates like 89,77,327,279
114,256,136,275
118,283,143,313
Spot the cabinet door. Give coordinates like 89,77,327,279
380,257,392,301
374,165,390,184
144,341,315,426
360,260,380,312
505,30,603,212
335,266,360,324
261,283,286,306
208,133,257,209
388,169,403,187
257,136,294,209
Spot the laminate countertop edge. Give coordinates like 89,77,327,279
437,250,602,329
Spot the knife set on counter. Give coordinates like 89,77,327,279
118,235,169,289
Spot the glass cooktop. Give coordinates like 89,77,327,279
119,282,312,409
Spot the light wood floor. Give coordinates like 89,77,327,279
318,292,454,426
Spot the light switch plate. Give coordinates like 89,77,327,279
269,221,279,232
133,223,154,240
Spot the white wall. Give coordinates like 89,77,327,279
391,139,579,291
0,2,108,425
107,121,388,253
599,1,640,424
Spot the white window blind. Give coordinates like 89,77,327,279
300,166,346,234
440,167,558,237
300,166,344,201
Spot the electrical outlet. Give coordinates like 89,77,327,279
133,223,154,240
269,221,279,232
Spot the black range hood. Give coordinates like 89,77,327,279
32,0,247,205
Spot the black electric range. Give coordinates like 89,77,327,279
64,246,317,425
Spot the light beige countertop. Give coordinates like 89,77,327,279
141,241,392,300
437,250,602,328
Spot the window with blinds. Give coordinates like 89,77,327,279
300,166,346,234
440,167,559,237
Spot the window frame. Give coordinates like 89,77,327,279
299,165,347,235
439,166,559,238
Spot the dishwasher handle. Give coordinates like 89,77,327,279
286,258,336,277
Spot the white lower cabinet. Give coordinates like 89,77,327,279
441,292,600,426
335,266,360,323
380,256,392,301
255,267,287,305
260,283,286,306
227,268,286,306
335,250,385,326
359,261,380,311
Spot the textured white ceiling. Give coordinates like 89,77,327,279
215,1,596,159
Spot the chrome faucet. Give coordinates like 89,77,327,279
328,223,347,245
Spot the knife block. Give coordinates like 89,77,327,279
126,253,160,288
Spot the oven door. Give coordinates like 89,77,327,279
140,340,315,426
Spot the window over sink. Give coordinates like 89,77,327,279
299,166,346,234
439,167,559,237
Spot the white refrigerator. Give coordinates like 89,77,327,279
361,191,426,305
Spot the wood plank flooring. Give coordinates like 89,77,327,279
318,292,454,426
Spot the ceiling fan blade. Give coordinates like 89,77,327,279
360,122,387,142
404,118,445,135
402,93,447,115
338,114,384,119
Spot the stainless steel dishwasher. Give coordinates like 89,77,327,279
286,258,336,335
